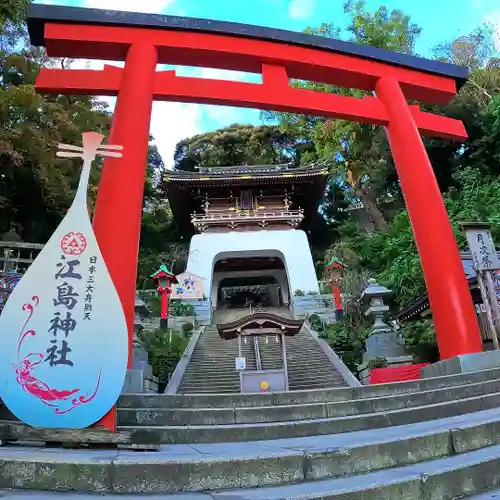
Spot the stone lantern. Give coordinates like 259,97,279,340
361,278,392,336
357,279,413,384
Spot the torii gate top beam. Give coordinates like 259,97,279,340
27,4,468,106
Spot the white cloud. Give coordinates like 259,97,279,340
83,0,176,14
288,0,315,20
150,102,203,169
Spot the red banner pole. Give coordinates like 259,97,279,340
333,285,342,310
375,76,482,360
92,41,158,431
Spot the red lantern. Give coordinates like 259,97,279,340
151,264,178,328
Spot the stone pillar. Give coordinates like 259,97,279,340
121,299,159,393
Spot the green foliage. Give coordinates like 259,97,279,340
401,320,439,363
315,319,370,373
173,124,307,171
182,321,194,335
169,300,196,317
366,357,388,369
294,289,305,296
139,329,189,382
0,2,172,261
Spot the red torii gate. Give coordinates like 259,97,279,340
27,5,482,386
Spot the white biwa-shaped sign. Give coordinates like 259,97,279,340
0,132,128,429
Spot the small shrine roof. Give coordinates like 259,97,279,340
217,311,305,340
150,263,178,282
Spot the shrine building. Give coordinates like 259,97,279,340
163,164,328,310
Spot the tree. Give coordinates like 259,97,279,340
420,23,500,193
173,123,310,171
0,49,112,241
433,24,500,108
263,0,422,231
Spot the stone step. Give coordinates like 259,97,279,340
178,383,240,390
288,371,345,379
157,442,500,499
179,381,240,389
180,378,241,386
289,375,346,383
179,387,240,392
118,376,500,426
180,377,241,385
466,487,500,498
290,382,347,389
290,381,347,390
182,367,239,373
4,408,500,495
118,390,500,444
288,361,333,367
185,359,240,364
119,367,500,408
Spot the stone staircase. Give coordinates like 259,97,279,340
5,368,500,497
178,309,348,393
178,325,258,394
286,328,348,390
258,334,283,369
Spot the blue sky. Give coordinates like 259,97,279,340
35,0,500,167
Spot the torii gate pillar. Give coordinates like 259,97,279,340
376,77,482,358
92,42,157,430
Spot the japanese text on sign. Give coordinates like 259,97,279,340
46,256,82,367
84,256,97,320
465,229,500,271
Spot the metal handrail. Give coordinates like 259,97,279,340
254,336,262,371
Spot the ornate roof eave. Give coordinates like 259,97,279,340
217,312,305,340
163,165,330,187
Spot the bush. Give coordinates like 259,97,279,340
402,319,439,363
316,320,370,374
294,289,305,296
169,300,196,317
182,321,194,336
367,357,388,369
138,328,190,382
308,313,325,333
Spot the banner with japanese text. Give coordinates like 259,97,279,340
0,133,128,429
